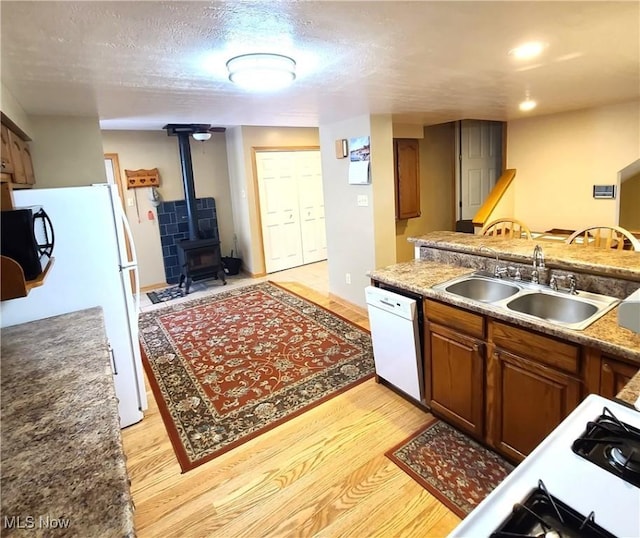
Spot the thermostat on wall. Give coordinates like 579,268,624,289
592,185,616,199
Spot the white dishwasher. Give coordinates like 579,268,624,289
365,285,423,402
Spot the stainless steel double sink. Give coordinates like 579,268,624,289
432,272,620,330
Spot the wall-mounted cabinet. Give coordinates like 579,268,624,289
0,116,35,188
394,138,420,219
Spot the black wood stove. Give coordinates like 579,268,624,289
163,123,227,294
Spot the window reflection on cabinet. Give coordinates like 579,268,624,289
394,138,420,219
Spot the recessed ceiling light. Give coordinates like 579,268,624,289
226,53,296,91
509,42,546,60
519,99,537,112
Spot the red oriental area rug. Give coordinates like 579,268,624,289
139,281,374,472
386,419,515,517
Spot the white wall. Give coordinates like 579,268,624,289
101,130,233,288
319,114,376,308
225,126,320,276
508,101,640,232
29,115,107,187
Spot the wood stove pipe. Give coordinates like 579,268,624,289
175,131,199,241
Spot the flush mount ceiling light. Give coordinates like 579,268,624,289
192,132,212,141
226,53,296,91
509,41,546,60
519,99,537,112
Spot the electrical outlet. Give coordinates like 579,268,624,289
127,197,134,207
345,273,351,284
357,195,369,207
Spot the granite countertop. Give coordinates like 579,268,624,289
410,231,640,281
370,259,640,363
369,259,640,405
1,308,134,537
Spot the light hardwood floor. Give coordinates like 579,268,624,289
122,279,461,537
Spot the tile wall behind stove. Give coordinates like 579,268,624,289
156,198,220,284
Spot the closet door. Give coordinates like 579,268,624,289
296,151,326,264
256,150,327,274
256,152,304,273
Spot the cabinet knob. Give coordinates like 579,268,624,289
602,363,611,373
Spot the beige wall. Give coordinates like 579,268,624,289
101,130,233,288
370,114,397,269
1,83,33,138
620,171,640,231
29,115,106,188
395,122,456,262
392,123,425,139
226,126,320,276
508,101,640,232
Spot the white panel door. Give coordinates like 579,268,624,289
256,152,304,273
296,151,327,264
256,150,326,274
460,120,503,220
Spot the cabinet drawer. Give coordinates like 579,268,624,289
424,299,484,339
489,320,580,374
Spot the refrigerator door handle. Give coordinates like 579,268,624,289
119,206,138,267
117,201,141,314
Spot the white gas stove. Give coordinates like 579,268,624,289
449,394,640,537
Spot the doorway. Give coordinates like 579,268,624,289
254,149,327,274
455,120,504,222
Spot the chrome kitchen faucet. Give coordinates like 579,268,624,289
531,244,545,284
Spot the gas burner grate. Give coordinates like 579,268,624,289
490,480,616,538
572,407,640,488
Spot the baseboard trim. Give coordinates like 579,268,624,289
328,292,368,318
141,282,168,292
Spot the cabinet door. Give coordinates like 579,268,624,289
20,140,35,185
394,138,420,219
426,322,484,437
1,125,14,175
488,348,581,462
7,130,26,184
600,356,638,399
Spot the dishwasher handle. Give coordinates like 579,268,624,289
365,286,417,320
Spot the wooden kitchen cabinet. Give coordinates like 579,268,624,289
7,130,26,184
424,300,485,437
0,116,35,187
487,320,582,462
487,347,581,462
20,140,35,185
1,125,14,176
394,138,420,219
421,288,638,464
600,355,638,399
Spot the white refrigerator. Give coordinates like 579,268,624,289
1,184,147,428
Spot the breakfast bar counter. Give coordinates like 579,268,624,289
0,307,134,537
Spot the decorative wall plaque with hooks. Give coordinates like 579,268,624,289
124,168,160,189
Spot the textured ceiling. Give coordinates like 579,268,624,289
1,1,638,130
